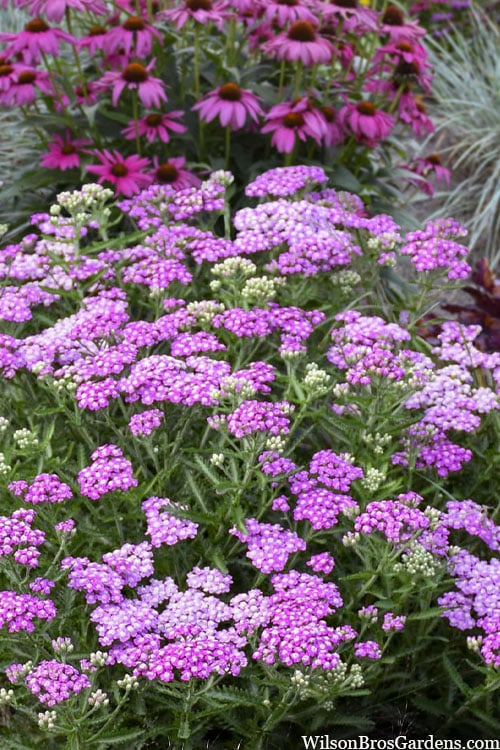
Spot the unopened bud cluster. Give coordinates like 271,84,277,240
0,453,11,476
88,689,109,707
38,710,57,730
303,363,331,394
332,269,362,293
0,688,14,706
116,673,139,692
242,275,279,303
13,428,39,450
362,431,391,455
361,467,386,492
396,542,441,578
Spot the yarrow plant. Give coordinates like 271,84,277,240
0,165,499,746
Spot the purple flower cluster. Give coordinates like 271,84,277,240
224,400,293,439
77,444,137,500
142,496,199,547
8,473,73,504
245,165,329,198
439,548,500,666
0,509,45,568
355,495,429,543
400,218,470,279
328,311,413,385
354,641,382,659
229,519,306,573
253,571,348,669
0,591,56,632
128,408,164,437
25,660,90,705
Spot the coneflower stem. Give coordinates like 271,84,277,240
224,125,231,170
132,90,141,156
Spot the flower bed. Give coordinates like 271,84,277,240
0,165,498,746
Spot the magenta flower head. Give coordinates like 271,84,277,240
158,0,229,30
193,83,263,131
408,153,451,191
96,60,167,108
151,156,201,190
0,19,75,66
102,15,163,58
261,97,326,153
18,0,107,23
86,150,152,197
41,130,92,171
339,101,394,147
264,0,316,26
0,66,54,106
122,111,187,143
264,21,334,66
379,4,426,42
321,0,378,32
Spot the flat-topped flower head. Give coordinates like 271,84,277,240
95,60,167,108
193,83,263,130
264,21,334,65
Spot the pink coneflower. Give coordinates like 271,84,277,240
412,153,451,186
372,38,429,67
0,19,75,65
1,67,55,106
261,98,326,153
102,15,163,58
76,25,109,55
122,111,187,143
264,0,316,27
41,131,92,170
399,154,450,197
320,0,378,32
16,0,107,23
264,21,334,66
158,0,229,30
0,61,16,92
398,93,434,137
339,101,394,146
151,156,201,189
370,40,432,93
379,5,426,42
86,150,152,197
192,83,263,130
95,60,167,108
318,105,344,147
73,81,99,105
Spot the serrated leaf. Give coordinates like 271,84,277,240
442,654,472,698
204,687,262,707
94,728,145,745
408,607,444,621
411,695,447,717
